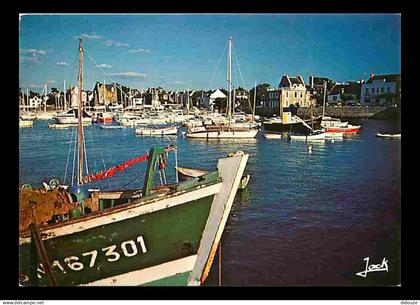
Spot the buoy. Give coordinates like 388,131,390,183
331,139,335,143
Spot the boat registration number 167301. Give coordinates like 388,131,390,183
36,235,148,279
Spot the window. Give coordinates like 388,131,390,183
376,87,379,93
294,92,297,98
381,87,384,93
300,92,303,98
286,92,288,97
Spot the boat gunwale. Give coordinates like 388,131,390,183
19,173,222,239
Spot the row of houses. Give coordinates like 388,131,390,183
260,73,401,113
19,73,401,111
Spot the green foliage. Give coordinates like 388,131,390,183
214,97,227,112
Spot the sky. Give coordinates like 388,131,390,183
19,14,401,93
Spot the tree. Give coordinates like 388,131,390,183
249,83,271,108
214,97,227,112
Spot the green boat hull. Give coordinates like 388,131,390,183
19,193,215,286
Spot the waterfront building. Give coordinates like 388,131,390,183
328,82,361,105
202,89,227,109
265,75,313,112
93,82,117,106
360,73,401,106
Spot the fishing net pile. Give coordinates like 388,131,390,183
19,188,77,232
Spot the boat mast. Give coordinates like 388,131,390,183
26,88,29,112
64,80,67,111
322,80,327,118
44,83,47,112
228,36,232,122
187,89,190,115
253,81,256,116
77,38,84,186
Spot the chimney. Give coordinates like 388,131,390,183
370,73,375,79
309,76,314,89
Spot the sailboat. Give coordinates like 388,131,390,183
186,37,259,139
19,38,249,287
319,81,361,135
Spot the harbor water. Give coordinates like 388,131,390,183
19,119,401,286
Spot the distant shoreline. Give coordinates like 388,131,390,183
257,106,400,121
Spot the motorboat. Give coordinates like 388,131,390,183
53,108,92,124
135,124,178,136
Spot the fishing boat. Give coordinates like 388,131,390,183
19,38,250,287
19,119,33,128
289,130,326,141
376,132,401,139
135,124,178,136
186,37,258,139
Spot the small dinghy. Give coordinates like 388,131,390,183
289,130,326,141
376,133,401,139
19,119,33,128
324,132,344,139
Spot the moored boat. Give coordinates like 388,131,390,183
135,124,178,136
19,119,33,128
324,131,344,139
289,130,326,141
19,38,250,287
376,132,401,139
53,108,92,125
324,124,361,134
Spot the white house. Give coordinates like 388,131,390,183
203,89,226,109
360,74,401,106
70,86,89,107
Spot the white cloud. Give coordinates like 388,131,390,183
80,33,103,40
20,49,47,55
209,59,216,63
47,80,56,83
57,62,69,66
109,72,147,78
106,40,129,47
162,56,172,60
29,84,43,88
128,48,151,53
95,64,112,69
173,81,185,84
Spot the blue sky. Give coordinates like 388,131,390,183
19,14,401,92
